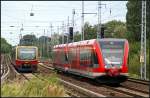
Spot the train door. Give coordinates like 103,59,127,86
86,46,93,76
68,47,77,70
73,47,78,69
76,45,80,70
79,46,93,76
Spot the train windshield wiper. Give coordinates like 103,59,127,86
104,58,121,64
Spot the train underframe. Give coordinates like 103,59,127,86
95,75,128,84
54,65,128,84
15,64,38,72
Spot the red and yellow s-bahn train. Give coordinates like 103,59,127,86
52,38,129,84
12,46,38,72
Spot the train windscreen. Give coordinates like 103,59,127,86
18,48,36,60
99,41,124,68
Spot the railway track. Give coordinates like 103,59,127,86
40,62,149,97
2,56,149,97
127,77,149,85
102,85,149,97
2,56,98,97
120,78,149,95
38,63,106,97
1,54,21,84
7,63,89,97
19,72,100,97
1,55,10,83
1,55,4,77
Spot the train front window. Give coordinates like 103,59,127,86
18,48,36,60
99,41,124,68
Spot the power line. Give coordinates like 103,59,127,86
81,1,84,41
97,1,106,39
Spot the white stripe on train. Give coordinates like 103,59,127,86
54,66,128,78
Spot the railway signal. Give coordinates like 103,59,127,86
72,9,75,42
30,5,34,16
97,1,106,39
101,26,105,38
69,27,73,41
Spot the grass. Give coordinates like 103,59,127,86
128,40,149,80
1,74,66,97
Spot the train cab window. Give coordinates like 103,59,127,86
17,48,36,60
99,40,125,68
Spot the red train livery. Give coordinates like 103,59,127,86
52,38,129,84
12,46,38,72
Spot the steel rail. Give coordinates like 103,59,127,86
1,55,10,84
102,84,149,97
38,62,149,97
128,77,149,85
38,63,106,97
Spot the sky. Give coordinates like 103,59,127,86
1,1,127,46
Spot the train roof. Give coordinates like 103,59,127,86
16,46,38,48
53,38,128,48
99,38,127,42
54,39,96,48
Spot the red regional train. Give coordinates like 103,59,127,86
52,38,129,84
12,46,39,72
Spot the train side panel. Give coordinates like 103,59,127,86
52,38,129,83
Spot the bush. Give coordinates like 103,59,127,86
128,40,149,80
1,74,66,97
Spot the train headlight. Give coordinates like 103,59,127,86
120,66,122,68
105,66,107,68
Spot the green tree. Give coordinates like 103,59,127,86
74,31,81,42
104,20,127,38
84,22,97,40
1,38,12,53
126,0,150,41
147,1,150,39
73,20,127,41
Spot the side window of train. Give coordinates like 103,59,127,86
94,52,98,64
64,52,67,63
58,50,62,63
92,51,99,68
88,49,93,67
17,49,19,59
62,50,65,64
68,49,73,62
68,50,71,61
80,47,92,67
86,48,92,67
65,53,68,62
80,50,86,61
68,48,75,62
80,49,84,65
